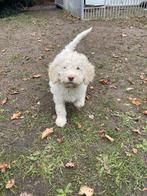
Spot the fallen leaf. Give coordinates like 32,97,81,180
88,114,94,119
38,56,43,60
143,110,147,115
10,90,19,95
139,73,147,84
32,74,41,78
142,187,147,191
1,97,8,105
44,47,50,51
99,79,109,85
143,78,147,83
132,129,141,134
112,54,119,58
6,179,15,189
79,186,94,196
2,49,6,53
115,127,121,131
86,95,91,100
105,134,114,142
125,151,132,157
77,122,82,129
0,163,10,173
37,39,42,42
41,128,53,139
22,77,31,81
132,148,138,154
98,130,105,137
56,137,63,144
11,111,21,120
126,87,133,91
98,131,114,142
140,73,145,80
109,84,117,89
122,33,127,37
90,86,94,90
65,162,75,168
20,192,33,196
131,98,141,106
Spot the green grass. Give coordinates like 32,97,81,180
0,109,146,195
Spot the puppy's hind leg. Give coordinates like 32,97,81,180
55,101,67,127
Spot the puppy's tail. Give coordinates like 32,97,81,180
65,27,92,51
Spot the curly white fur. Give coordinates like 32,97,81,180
48,27,95,127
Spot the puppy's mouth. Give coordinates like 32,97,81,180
64,82,78,88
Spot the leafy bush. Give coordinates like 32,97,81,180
0,0,39,17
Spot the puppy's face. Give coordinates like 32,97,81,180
49,52,95,87
57,63,84,88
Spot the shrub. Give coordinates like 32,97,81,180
0,0,39,17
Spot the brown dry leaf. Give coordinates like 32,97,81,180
132,148,138,154
131,98,141,106
65,162,75,168
99,79,109,85
38,56,43,60
132,129,141,134
22,77,31,81
90,86,94,90
11,111,21,120
110,84,117,89
41,128,53,139
0,163,10,173
44,47,50,52
2,49,6,53
98,130,105,137
143,110,147,115
98,131,114,142
10,90,20,95
37,39,42,42
56,137,63,144
79,186,94,196
6,179,15,189
122,33,128,37
142,187,147,191
140,73,145,80
105,134,114,142
125,151,132,157
77,122,82,129
32,74,41,78
86,95,91,100
88,114,94,119
1,97,8,105
20,192,33,196
143,78,147,84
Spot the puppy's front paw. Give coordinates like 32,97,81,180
74,100,85,108
56,117,67,127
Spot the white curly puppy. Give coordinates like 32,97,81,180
48,27,95,127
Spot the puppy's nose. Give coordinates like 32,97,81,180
68,77,74,81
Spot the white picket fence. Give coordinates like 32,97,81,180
83,0,147,20
55,0,147,20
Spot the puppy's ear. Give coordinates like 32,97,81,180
48,63,59,83
84,62,95,85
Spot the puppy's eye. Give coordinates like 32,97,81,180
63,67,66,69
77,67,80,70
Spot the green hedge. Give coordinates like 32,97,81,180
0,0,39,17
